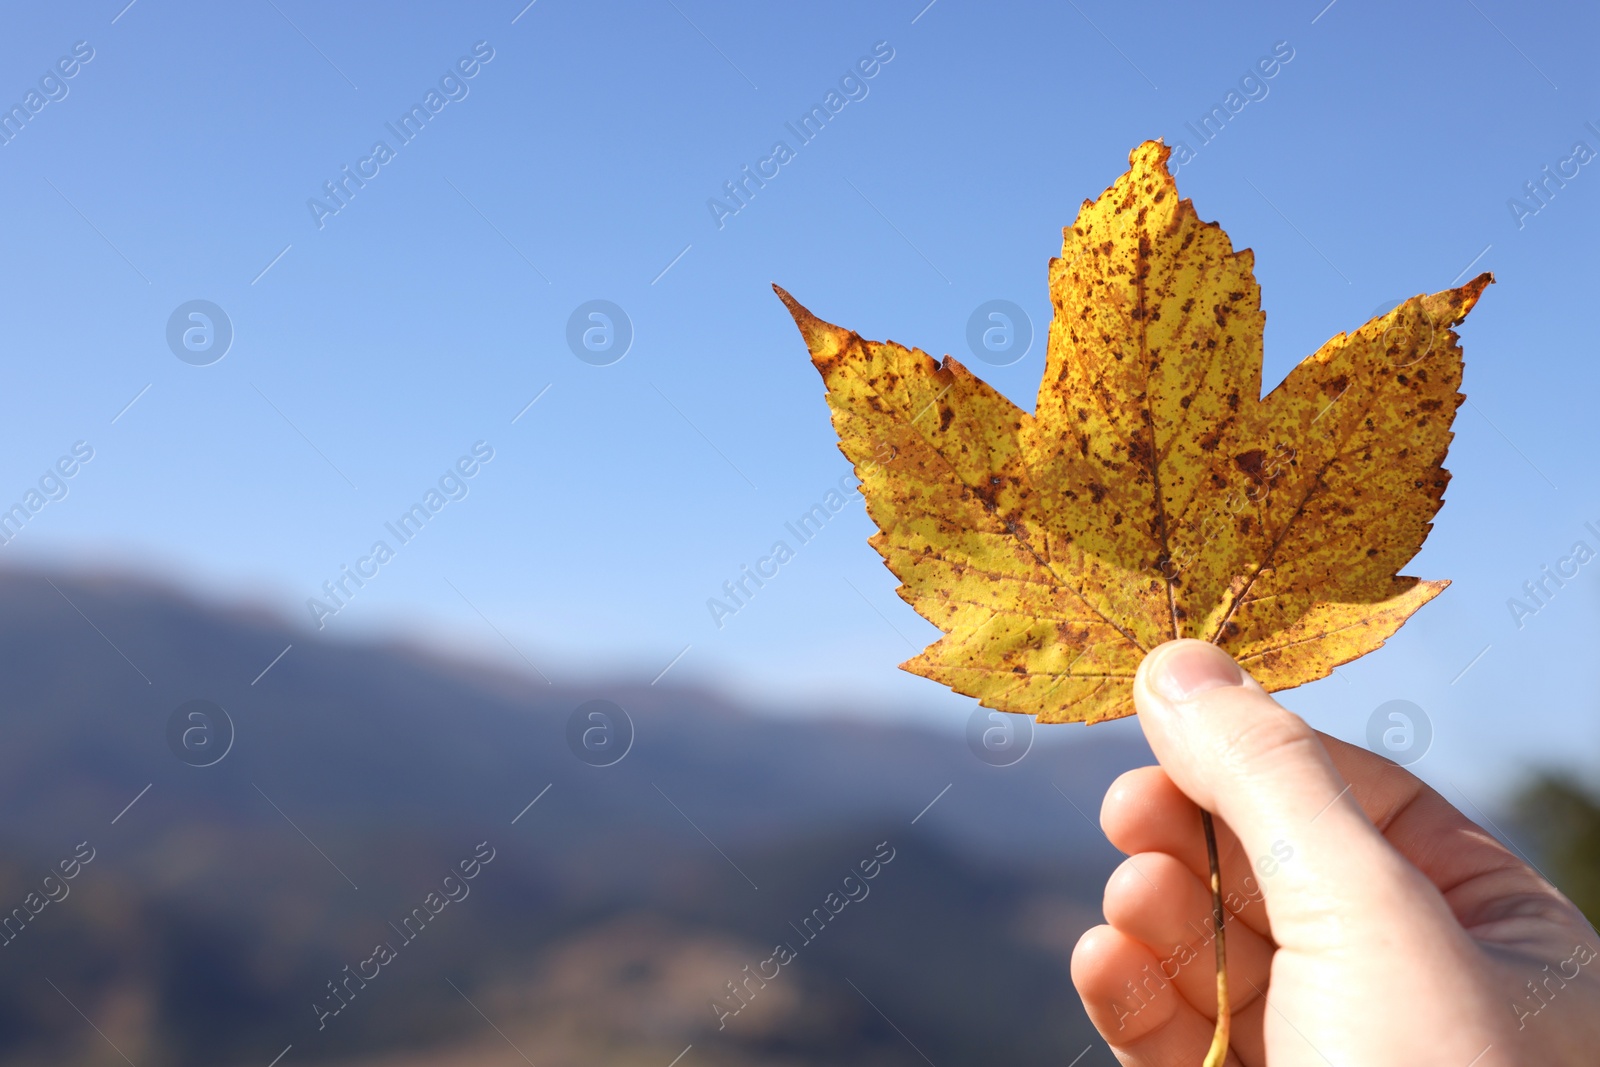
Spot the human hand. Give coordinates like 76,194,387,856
1070,639,1600,1066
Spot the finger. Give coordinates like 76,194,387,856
1102,852,1275,1022
1071,924,1252,1067
1101,765,1272,938
1133,640,1467,956
1108,740,1562,937
1221,991,1269,1067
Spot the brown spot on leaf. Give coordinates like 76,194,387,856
1234,449,1268,482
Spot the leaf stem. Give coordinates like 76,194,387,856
1201,809,1230,1067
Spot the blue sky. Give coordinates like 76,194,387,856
0,0,1596,797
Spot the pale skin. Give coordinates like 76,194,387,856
1071,639,1600,1066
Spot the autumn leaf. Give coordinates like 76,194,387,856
777,140,1489,726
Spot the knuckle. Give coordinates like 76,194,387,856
1210,706,1321,780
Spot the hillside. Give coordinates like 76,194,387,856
0,569,1154,1066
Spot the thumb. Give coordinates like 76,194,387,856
1133,639,1441,947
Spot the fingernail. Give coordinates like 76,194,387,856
1151,641,1243,703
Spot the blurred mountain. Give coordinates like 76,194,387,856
0,568,1155,1066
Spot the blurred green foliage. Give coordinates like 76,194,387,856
1516,774,1600,930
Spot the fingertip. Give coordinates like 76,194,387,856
1070,923,1147,1005
1102,852,1182,933
1069,922,1121,981
1101,765,1194,854
1070,924,1182,1045
1104,853,1154,908
1142,639,1244,704
1134,640,1266,717
1100,766,1152,837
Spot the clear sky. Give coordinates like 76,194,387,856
0,0,1596,798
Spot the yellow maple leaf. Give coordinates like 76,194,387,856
777,140,1489,725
